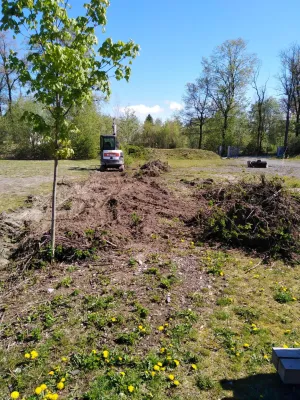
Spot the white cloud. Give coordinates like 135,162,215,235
165,101,183,111
120,104,164,115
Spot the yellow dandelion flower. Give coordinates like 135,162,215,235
263,355,269,360
24,353,30,359
164,323,169,327
51,395,59,400
157,362,163,367
153,365,160,371
40,384,47,391
283,344,289,348
35,387,42,395
161,367,166,371
158,326,164,331
219,271,224,276
61,357,68,362
103,350,109,358
252,327,259,331
294,341,300,346
48,371,54,375
243,343,250,348
284,330,291,334
173,380,180,386
57,382,64,390
138,325,143,330
128,385,134,393
60,378,66,383
111,317,116,322
120,371,125,376
118,357,123,361
92,349,97,354
10,392,20,399
151,371,156,377
167,356,172,360
168,374,175,381
292,297,297,301
30,350,38,359
191,364,197,370
174,359,180,366
160,348,166,353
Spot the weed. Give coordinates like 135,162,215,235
195,374,215,390
133,302,149,319
216,297,233,306
62,199,72,210
115,332,138,345
274,287,295,303
128,257,137,267
131,212,142,226
175,309,198,322
56,276,73,288
144,267,159,275
159,274,178,289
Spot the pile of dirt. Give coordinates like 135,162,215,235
137,159,170,177
11,172,197,267
189,176,300,260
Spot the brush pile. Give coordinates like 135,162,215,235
190,176,300,260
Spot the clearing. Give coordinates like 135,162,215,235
1,152,300,400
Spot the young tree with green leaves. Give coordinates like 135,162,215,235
0,0,139,259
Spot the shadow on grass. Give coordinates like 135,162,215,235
68,166,99,171
220,373,300,400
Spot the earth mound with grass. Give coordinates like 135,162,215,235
148,148,219,160
190,176,300,260
138,159,170,177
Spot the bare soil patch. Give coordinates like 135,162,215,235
5,171,197,269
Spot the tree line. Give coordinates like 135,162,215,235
1,34,300,158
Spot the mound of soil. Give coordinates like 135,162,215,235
138,159,170,177
11,172,196,266
190,176,300,260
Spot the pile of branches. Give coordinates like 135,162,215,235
190,176,300,260
137,159,170,177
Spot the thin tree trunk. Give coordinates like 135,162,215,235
51,92,60,261
198,120,203,149
221,114,228,156
51,157,58,261
284,106,290,149
5,73,12,114
296,113,300,137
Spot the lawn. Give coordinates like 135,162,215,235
0,154,300,400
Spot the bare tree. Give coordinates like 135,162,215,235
278,44,300,148
252,65,268,154
0,32,20,114
202,38,256,154
181,76,212,149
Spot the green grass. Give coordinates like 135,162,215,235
0,159,99,212
1,153,300,399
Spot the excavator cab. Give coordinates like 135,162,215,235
99,122,124,172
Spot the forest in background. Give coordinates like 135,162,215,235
1,33,300,159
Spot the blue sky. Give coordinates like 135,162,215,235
93,0,300,120
7,0,300,120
